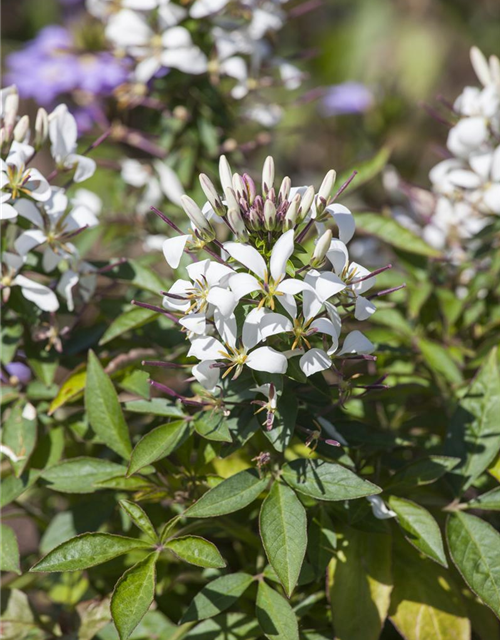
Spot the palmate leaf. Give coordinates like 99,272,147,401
447,512,500,618
30,533,152,572
181,573,254,623
256,580,299,640
281,458,381,501
259,481,307,597
111,552,158,640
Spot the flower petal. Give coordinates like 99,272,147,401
224,241,266,280
260,312,293,340
299,348,331,377
276,278,315,295
326,239,349,275
14,229,46,256
270,229,294,281
192,360,220,391
242,306,268,350
354,296,376,321
325,203,355,244
179,313,206,335
13,275,59,312
228,272,261,299
163,234,189,269
337,330,374,356
188,336,226,361
246,346,288,374
367,496,396,519
207,286,237,317
214,310,237,348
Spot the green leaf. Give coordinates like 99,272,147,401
31,533,152,572
262,394,298,452
166,535,226,569
255,580,299,640
467,487,500,511
185,469,269,518
184,613,260,640
0,469,41,508
111,552,158,640
85,351,132,459
181,573,254,623
0,321,23,364
328,527,392,640
354,212,441,257
259,481,307,597
41,457,128,494
127,420,192,476
445,347,500,492
281,458,381,501
418,338,463,385
26,339,58,386
307,508,336,578
447,512,500,618
118,370,150,399
2,400,37,476
119,500,158,542
109,259,166,293
194,412,233,443
48,367,86,415
337,147,391,194
388,496,447,567
124,398,184,417
386,455,460,492
0,589,42,640
389,533,470,640
0,524,21,574
99,307,159,345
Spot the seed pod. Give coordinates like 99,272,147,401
311,229,332,267
219,155,233,194
264,199,277,230
228,208,248,241
262,156,275,197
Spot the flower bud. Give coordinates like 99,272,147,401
181,195,215,239
278,176,291,202
262,156,275,196
283,194,301,230
232,173,246,199
224,186,240,212
219,155,233,194
228,208,248,241
264,199,276,230
13,115,30,142
3,91,19,140
316,169,336,215
248,207,261,230
311,229,332,267
34,108,49,149
243,173,256,204
200,173,223,215
298,186,315,221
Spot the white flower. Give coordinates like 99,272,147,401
1,141,51,206
49,105,96,183
121,159,184,214
367,495,396,519
1,252,59,312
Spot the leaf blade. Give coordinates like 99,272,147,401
166,536,226,569
256,580,299,640
181,573,254,623
127,420,192,476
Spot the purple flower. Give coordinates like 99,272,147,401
0,362,32,386
5,25,129,108
321,82,374,116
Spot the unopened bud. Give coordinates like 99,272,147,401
228,208,248,241
317,169,336,215
243,173,256,204
224,187,240,212
13,115,29,142
219,155,233,194
181,195,215,239
298,186,315,221
264,199,276,230
232,173,246,198
248,207,261,230
34,108,49,149
278,176,291,202
0,127,6,148
200,173,223,215
3,91,19,139
283,194,301,230
262,156,275,197
311,229,332,267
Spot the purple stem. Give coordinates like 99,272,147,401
131,299,179,323
151,206,184,234
350,264,392,285
333,171,358,201
150,380,208,407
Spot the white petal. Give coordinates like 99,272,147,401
12,198,43,226
207,286,237,317
190,0,230,18
270,229,294,282
204,261,234,286
192,360,220,391
350,262,375,294
278,293,298,319
26,169,51,201
242,306,268,350
246,346,288,374
163,279,191,312
214,310,237,348
188,336,226,360
354,296,376,321
276,278,315,295
13,275,59,312
260,312,293,340
309,317,340,339
228,272,261,299
179,313,206,335
314,272,346,301
367,496,396,519
69,154,96,183
224,242,266,280
163,234,189,269
14,229,46,255
186,259,210,283
337,330,374,356
326,239,349,275
299,348,331,377
325,204,355,244
42,246,64,272
153,160,184,206
105,9,152,48
56,270,79,311
0,202,18,220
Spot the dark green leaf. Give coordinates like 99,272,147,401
99,307,159,345
166,535,226,568
282,458,381,501
31,533,152,572
127,420,192,476
41,457,128,494
194,412,233,443
418,338,463,385
2,400,37,476
111,552,158,640
260,481,307,597
184,613,260,640
85,351,132,459
119,500,158,542
124,398,184,418
447,512,500,618
185,469,268,518
337,147,391,194
386,455,460,492
0,524,21,574
181,573,254,623
467,487,500,511
256,580,299,640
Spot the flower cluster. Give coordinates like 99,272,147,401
427,47,500,253
1,86,100,315
150,156,383,411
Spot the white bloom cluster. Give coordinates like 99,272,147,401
1,86,100,313
155,155,379,398
427,47,500,253
87,0,301,109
